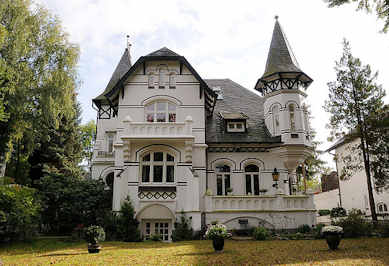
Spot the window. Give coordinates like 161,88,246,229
148,73,155,89
215,165,231,195
378,203,388,213
145,101,176,122
289,104,296,132
107,134,114,153
169,73,176,89
227,122,245,132
272,105,280,135
158,65,168,89
140,151,175,183
245,165,260,195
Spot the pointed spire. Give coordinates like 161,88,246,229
255,17,312,94
126,35,132,65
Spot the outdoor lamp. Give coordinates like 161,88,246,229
272,168,279,181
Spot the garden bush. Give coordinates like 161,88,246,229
330,207,347,218
297,224,311,233
151,233,162,241
0,185,41,242
377,222,389,238
253,226,268,240
318,209,331,216
332,209,372,238
84,225,105,244
117,196,141,242
314,223,326,239
171,213,193,241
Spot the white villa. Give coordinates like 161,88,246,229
91,19,316,241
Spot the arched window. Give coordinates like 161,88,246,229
245,164,260,195
169,73,176,89
141,151,175,183
303,105,309,133
272,105,280,135
215,165,231,195
289,104,296,131
145,101,176,122
105,172,114,206
148,73,155,89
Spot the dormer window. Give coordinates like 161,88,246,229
220,111,248,133
227,121,245,132
212,86,223,100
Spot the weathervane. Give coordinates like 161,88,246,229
275,15,279,20
126,34,132,63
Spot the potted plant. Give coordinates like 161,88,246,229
204,224,231,252
321,225,343,250
226,187,233,195
84,225,106,253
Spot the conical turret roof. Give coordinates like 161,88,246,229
255,18,312,93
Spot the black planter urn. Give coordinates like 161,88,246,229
212,238,225,252
325,233,341,250
88,243,101,254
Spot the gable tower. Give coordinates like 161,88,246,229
255,17,313,146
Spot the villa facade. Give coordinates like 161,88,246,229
91,19,316,241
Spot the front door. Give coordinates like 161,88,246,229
142,220,170,241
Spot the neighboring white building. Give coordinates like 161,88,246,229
91,19,316,241
327,137,389,219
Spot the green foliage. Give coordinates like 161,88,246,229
330,207,347,218
0,0,80,184
79,120,96,174
253,226,269,240
314,223,326,239
84,225,105,245
377,222,389,237
0,185,41,241
326,0,389,33
318,209,331,216
150,234,162,241
117,196,141,242
297,224,311,234
171,213,194,241
38,171,112,234
332,209,373,238
205,224,231,240
324,39,388,220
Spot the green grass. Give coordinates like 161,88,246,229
1,238,389,265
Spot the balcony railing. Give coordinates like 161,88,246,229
121,116,194,139
204,194,315,212
96,151,115,158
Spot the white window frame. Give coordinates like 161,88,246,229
140,151,176,184
107,134,114,153
227,121,245,132
145,101,177,123
244,164,261,195
289,104,296,132
272,105,280,135
215,165,231,195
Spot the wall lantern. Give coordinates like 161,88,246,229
272,168,280,182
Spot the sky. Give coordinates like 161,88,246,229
37,0,389,169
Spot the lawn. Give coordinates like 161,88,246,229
1,238,389,265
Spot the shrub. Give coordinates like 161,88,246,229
0,185,41,242
297,224,311,234
117,196,141,242
150,234,162,241
377,222,389,238
253,226,268,240
171,213,193,242
314,223,326,239
330,207,347,218
318,209,331,216
332,209,372,238
84,225,105,245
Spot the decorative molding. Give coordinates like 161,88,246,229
208,147,269,153
138,191,176,200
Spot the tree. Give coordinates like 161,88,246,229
324,39,388,222
325,0,389,33
117,196,141,242
0,0,79,178
80,120,96,174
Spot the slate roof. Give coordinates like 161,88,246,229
146,47,180,57
93,48,132,106
255,19,312,92
205,79,282,144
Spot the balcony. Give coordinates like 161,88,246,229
97,151,115,158
120,116,194,140
204,194,315,213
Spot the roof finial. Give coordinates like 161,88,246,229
126,34,132,64
274,15,279,21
